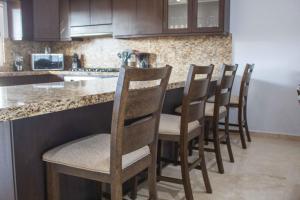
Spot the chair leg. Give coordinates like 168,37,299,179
188,140,194,156
212,121,224,174
180,142,194,200
157,140,162,177
243,104,251,142
200,157,212,194
148,145,158,200
173,142,179,166
204,120,210,145
225,115,234,163
46,163,60,200
111,179,123,200
130,177,138,200
198,128,212,193
238,106,247,149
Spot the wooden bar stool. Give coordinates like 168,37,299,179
226,64,255,149
298,85,300,104
204,64,238,174
43,66,172,200
158,65,214,200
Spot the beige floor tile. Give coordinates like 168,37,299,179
134,135,300,200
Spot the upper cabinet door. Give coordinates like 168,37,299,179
164,0,229,35
90,0,112,25
135,0,163,35
70,0,91,27
33,0,60,40
113,0,138,36
60,0,71,41
164,0,191,33
7,1,23,40
195,0,220,28
192,0,228,33
113,0,163,37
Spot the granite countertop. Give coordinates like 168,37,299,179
0,78,185,121
0,70,119,77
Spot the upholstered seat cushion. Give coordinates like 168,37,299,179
230,95,240,105
208,95,240,106
159,114,200,136
43,134,150,174
205,102,227,117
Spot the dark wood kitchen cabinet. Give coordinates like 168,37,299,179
69,0,90,27
90,0,112,25
164,0,230,34
33,0,70,41
7,0,35,40
113,0,229,38
113,0,163,38
7,0,70,41
33,0,60,40
69,0,113,37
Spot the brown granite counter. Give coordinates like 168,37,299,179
0,70,119,77
0,71,51,77
0,78,185,121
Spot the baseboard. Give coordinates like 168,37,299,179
249,131,300,141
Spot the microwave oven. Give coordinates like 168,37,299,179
31,54,64,71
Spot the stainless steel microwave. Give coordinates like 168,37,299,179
31,54,64,71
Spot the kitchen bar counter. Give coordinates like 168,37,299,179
0,78,185,121
0,74,217,200
0,70,119,77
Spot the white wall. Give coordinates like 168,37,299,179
0,2,5,66
230,0,300,135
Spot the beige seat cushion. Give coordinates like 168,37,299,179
230,95,240,105
159,114,200,136
208,95,240,106
43,134,150,174
205,102,227,117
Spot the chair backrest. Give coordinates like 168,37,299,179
214,64,238,116
180,64,214,134
239,64,255,103
110,66,172,173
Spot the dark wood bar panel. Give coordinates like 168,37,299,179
11,102,113,200
0,121,16,200
0,87,184,200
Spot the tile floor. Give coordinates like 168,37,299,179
132,134,300,200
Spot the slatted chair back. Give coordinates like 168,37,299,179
214,64,238,110
239,64,255,101
210,64,238,121
180,65,214,135
110,66,172,173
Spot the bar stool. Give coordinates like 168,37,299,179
43,66,172,200
157,65,214,200
297,85,300,104
204,64,238,174
227,64,255,149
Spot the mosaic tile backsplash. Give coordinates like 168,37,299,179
3,35,232,81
